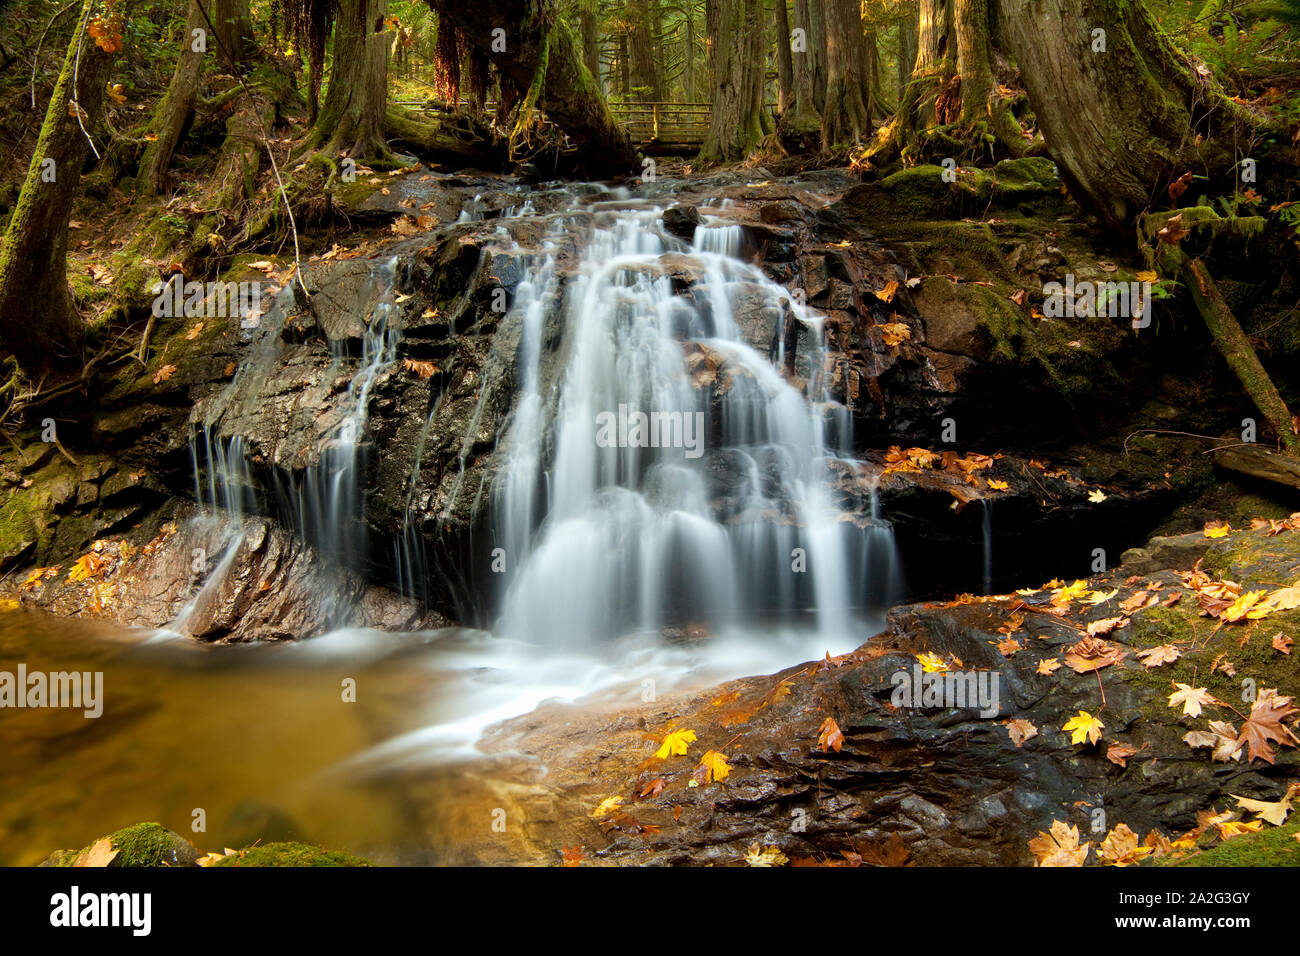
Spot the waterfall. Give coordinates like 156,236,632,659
490,205,900,646
185,259,400,626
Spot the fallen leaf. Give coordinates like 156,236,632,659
1135,644,1181,668
654,728,697,760
1106,742,1138,767
1064,710,1104,746
1003,718,1038,747
1169,683,1218,718
817,716,844,753
744,843,788,867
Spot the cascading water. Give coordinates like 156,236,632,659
981,500,994,596
185,259,401,626
489,203,900,648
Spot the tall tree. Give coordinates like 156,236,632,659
627,0,663,100
213,0,255,61
0,0,113,370
780,0,821,142
139,0,208,195
820,0,870,147
774,0,794,113
304,0,390,159
698,0,767,163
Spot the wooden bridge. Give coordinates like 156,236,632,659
608,102,712,153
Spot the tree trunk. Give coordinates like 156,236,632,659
430,0,635,173
1182,258,1300,456
992,0,1256,230
806,0,827,108
774,0,794,113
780,0,821,143
213,0,255,61
139,0,207,195
305,0,390,160
578,0,601,84
0,0,110,371
628,0,662,100
820,0,870,148
684,1,696,101
698,0,767,164
896,6,917,97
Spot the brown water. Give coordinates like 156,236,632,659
0,611,473,866
0,608,871,866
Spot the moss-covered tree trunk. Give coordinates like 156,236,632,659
139,1,207,195
430,0,635,173
992,0,1256,230
820,0,871,148
699,0,767,164
0,0,111,371
1182,258,1300,455
304,0,391,160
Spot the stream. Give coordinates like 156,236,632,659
2,183,962,865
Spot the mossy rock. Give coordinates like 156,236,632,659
45,823,199,868
843,158,1064,224
209,842,374,867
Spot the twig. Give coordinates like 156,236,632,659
70,0,100,161
29,0,81,110
192,0,310,303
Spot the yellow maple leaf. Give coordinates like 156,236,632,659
1063,710,1105,746
698,750,731,783
916,651,948,673
1088,489,1107,503
1036,658,1062,675
1136,270,1158,284
590,796,624,820
743,843,788,867
1222,590,1266,623
654,728,697,760
987,479,1009,491
67,552,107,582
1203,521,1231,539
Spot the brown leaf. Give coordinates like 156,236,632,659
152,363,177,385
1236,689,1299,764
1273,632,1293,655
1063,636,1127,673
817,716,844,753
1106,742,1138,768
73,838,120,868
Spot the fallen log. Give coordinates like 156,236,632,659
385,106,507,169
1214,443,1300,492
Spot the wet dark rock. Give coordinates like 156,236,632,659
476,522,1300,866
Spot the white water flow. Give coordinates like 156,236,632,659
183,260,400,627
492,205,899,648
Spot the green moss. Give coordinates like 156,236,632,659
1163,814,1300,866
0,489,39,564
210,842,374,867
54,823,197,868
